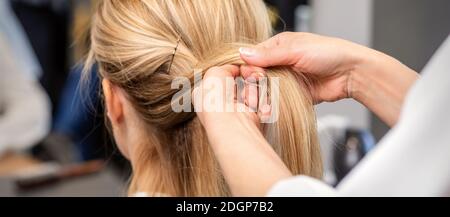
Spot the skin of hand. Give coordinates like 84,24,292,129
194,32,419,196
192,65,292,196
240,32,419,126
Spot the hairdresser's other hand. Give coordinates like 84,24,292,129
240,32,419,126
192,65,292,196
240,32,364,103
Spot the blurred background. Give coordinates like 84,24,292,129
0,0,449,196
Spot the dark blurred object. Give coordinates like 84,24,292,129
14,160,104,192
0,153,125,196
334,129,375,184
265,0,308,31
53,65,105,161
11,0,71,114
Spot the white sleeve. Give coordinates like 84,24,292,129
0,1,42,79
268,36,450,197
267,176,337,197
0,35,51,154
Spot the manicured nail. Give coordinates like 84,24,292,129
260,104,272,114
245,75,258,86
239,47,256,57
256,72,265,78
246,72,266,83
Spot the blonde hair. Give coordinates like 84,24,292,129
85,0,322,196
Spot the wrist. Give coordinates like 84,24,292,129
346,45,419,126
347,46,383,103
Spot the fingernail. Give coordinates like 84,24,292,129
252,72,266,81
239,47,256,57
244,77,258,86
260,104,271,113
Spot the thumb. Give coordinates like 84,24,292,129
239,46,295,68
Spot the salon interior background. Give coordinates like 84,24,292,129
0,0,449,196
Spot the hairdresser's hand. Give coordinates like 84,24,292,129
192,65,259,128
192,65,292,196
240,32,365,103
240,32,419,126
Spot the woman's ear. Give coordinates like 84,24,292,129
102,79,124,125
